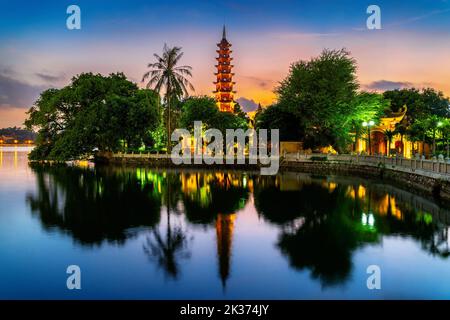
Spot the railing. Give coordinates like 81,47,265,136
112,152,171,159
111,151,450,177
283,153,450,176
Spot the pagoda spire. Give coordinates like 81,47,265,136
213,26,236,113
222,25,227,40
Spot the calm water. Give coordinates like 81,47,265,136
1,148,450,299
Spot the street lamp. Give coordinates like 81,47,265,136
362,120,375,155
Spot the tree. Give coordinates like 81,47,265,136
421,88,450,118
179,96,248,134
25,73,160,160
255,104,303,141
407,120,428,157
427,115,442,155
383,129,395,156
275,48,360,151
394,121,408,155
142,44,195,153
383,88,450,124
345,92,388,153
271,49,387,151
180,96,219,131
438,119,450,158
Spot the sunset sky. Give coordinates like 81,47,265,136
1,0,450,127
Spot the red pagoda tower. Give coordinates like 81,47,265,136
214,26,236,113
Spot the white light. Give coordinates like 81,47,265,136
362,213,367,225
368,214,375,227
369,120,375,126
362,121,368,127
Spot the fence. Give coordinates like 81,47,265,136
112,151,450,176
283,153,450,176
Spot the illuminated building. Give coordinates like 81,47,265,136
213,25,236,113
354,106,429,158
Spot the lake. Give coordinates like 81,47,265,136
1,148,450,299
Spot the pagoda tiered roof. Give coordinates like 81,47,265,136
213,25,236,113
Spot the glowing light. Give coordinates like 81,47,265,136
362,213,367,224
368,214,375,227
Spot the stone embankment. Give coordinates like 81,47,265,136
96,152,450,200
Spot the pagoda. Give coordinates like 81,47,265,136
213,26,236,113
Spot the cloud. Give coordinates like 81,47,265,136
236,97,259,112
0,73,47,109
362,80,415,91
35,72,65,83
269,32,341,40
241,76,274,90
362,80,438,92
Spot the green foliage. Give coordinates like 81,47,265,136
383,88,450,122
25,73,160,161
150,123,167,151
255,104,303,141
258,49,387,152
143,45,195,152
180,96,248,133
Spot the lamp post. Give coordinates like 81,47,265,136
437,121,443,156
362,120,375,155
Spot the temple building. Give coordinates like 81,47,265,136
354,106,430,158
214,26,236,113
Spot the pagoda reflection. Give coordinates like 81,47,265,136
26,166,450,288
179,171,248,288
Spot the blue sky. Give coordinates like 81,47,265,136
1,0,450,126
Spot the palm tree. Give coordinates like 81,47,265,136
394,122,407,156
142,44,194,152
384,129,395,156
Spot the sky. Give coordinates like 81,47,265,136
1,0,450,127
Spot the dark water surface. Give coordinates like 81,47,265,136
1,148,450,299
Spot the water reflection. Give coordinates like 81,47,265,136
27,165,162,245
26,165,450,288
143,215,191,280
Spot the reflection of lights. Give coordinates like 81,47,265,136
362,212,375,227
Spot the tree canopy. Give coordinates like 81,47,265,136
179,96,248,133
257,49,388,151
25,73,160,161
383,88,450,122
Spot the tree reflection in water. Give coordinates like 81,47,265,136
143,172,191,279
26,165,450,288
27,165,162,246
254,174,450,287
143,213,191,280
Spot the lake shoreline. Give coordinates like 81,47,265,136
94,152,450,203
